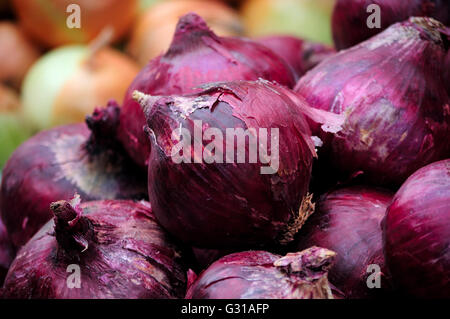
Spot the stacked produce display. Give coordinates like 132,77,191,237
0,0,449,299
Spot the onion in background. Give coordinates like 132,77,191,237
383,159,450,298
12,0,138,48
186,247,336,299
241,0,335,45
128,0,244,66
134,80,318,248
295,17,450,187
1,102,147,248
0,22,40,90
295,186,394,298
332,0,450,50
0,84,32,168
2,197,187,299
119,13,296,167
21,41,139,131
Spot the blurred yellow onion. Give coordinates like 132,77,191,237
241,0,335,45
128,0,243,66
21,45,139,131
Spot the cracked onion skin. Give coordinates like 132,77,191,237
383,160,450,298
1,102,147,248
295,187,394,298
294,17,450,187
135,80,317,248
186,247,336,299
118,13,296,167
332,0,450,50
1,197,187,299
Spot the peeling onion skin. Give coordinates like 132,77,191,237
332,0,450,50
383,160,450,298
1,102,147,248
136,80,316,248
295,187,394,298
0,217,14,286
118,13,296,167
295,17,450,187
186,247,336,299
1,198,187,299
256,35,336,80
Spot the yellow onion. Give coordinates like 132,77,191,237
241,0,335,45
0,22,40,89
128,0,244,66
21,44,139,131
12,0,138,48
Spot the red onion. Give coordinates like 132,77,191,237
294,17,450,187
118,13,296,167
2,197,187,299
383,159,450,298
1,101,147,248
134,79,320,248
0,217,14,285
256,35,336,80
295,187,394,298
332,0,450,50
186,247,336,299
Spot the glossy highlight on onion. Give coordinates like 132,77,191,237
1,101,147,248
295,17,450,187
332,0,450,50
295,186,394,298
383,160,450,298
2,197,187,299
118,13,296,167
135,79,317,248
186,247,336,299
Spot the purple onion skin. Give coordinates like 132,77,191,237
186,247,336,299
295,187,394,298
1,102,147,248
0,218,14,285
332,0,450,50
295,17,450,187
2,199,187,299
383,160,450,298
118,13,296,167
135,80,316,248
257,35,336,80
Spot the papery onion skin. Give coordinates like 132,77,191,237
0,22,40,89
128,0,244,65
118,13,296,167
383,160,450,298
0,217,14,286
135,79,316,248
186,247,336,299
12,0,137,48
256,35,336,80
332,0,450,50
294,17,450,187
295,187,394,298
1,102,147,248
2,198,187,299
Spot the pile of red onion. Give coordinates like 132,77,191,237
186,247,336,299
295,186,394,298
1,101,147,248
1,197,187,299
118,13,296,167
383,159,450,298
332,0,450,50
295,17,450,187
256,35,335,80
134,79,318,248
